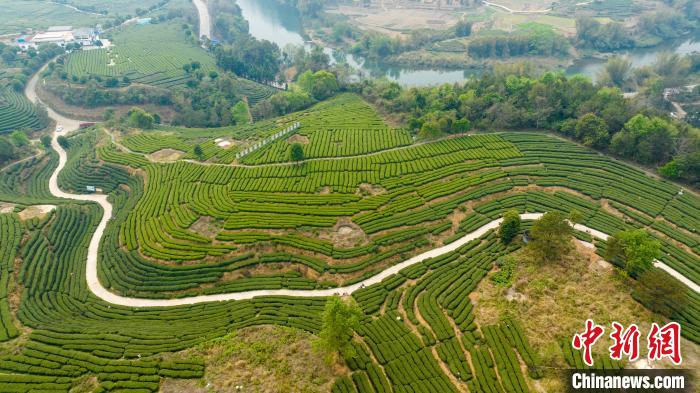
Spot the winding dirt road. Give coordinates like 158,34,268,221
192,0,211,39
482,1,552,14
22,67,698,307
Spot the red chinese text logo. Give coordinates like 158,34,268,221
609,322,640,361
648,322,682,365
572,320,682,366
572,319,605,367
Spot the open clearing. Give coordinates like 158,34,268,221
475,243,700,390
328,5,461,33
17,205,55,220
162,325,341,393
147,148,185,162
493,12,577,35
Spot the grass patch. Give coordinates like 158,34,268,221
472,242,693,391
168,325,343,393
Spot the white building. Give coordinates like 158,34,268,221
30,26,74,47
24,26,99,49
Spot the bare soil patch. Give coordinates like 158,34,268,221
317,186,332,195
357,183,386,196
18,205,55,221
332,218,367,248
189,216,221,239
215,138,236,149
0,203,16,214
287,134,310,145
223,262,319,283
147,149,185,162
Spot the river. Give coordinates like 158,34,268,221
235,0,472,86
566,35,700,81
235,0,700,86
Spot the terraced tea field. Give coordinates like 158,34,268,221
119,94,404,163
241,94,413,164
0,88,43,133
1,92,699,392
0,0,106,35
63,23,216,88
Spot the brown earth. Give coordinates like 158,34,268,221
189,216,221,239
331,218,367,248
18,205,55,221
357,183,386,196
147,149,185,162
287,134,310,145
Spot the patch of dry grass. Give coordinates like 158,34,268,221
162,325,343,393
473,243,699,392
69,376,99,393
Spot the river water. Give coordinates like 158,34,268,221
236,0,700,86
567,35,700,80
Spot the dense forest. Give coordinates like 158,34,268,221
210,0,281,82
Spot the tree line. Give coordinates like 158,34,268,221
208,0,281,82
350,70,699,186
467,31,568,59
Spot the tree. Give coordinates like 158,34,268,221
40,135,52,148
57,136,69,149
455,20,472,37
230,101,249,125
634,270,687,317
610,115,675,165
214,37,281,81
575,113,609,149
315,296,362,363
290,143,304,162
127,107,155,129
9,130,29,148
105,77,119,88
597,56,631,88
606,229,660,276
298,70,339,101
0,137,17,163
660,151,700,184
297,0,324,16
499,209,521,244
193,144,204,160
418,121,442,139
528,211,573,263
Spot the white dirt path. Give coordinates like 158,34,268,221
482,1,552,14
192,0,211,39
22,64,700,307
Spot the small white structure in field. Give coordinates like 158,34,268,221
236,122,301,160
